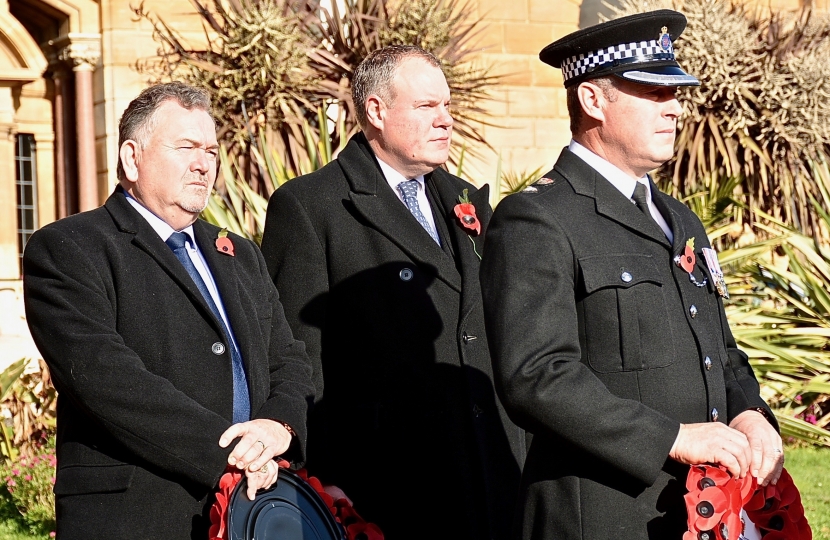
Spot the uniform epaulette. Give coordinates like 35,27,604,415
523,177,556,193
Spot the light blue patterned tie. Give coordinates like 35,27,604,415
397,179,440,245
166,232,250,424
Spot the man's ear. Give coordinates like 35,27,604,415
119,140,140,182
577,82,607,124
365,95,386,131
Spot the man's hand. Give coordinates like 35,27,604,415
242,458,280,500
669,422,752,478
219,419,293,473
729,409,783,486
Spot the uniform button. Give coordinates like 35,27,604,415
212,342,225,355
711,408,719,422
690,305,698,318
472,404,483,417
704,356,712,370
462,332,477,344
399,268,414,281
620,271,632,283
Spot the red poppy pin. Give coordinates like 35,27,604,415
454,189,481,235
215,228,235,257
677,238,696,273
674,237,708,288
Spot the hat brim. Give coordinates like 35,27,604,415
228,469,345,540
618,65,700,86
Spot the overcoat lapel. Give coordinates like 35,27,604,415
650,180,688,256
430,171,490,319
107,191,255,403
106,192,226,338
194,222,262,404
424,176,456,260
340,134,462,292
555,149,671,248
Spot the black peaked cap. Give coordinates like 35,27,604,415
539,9,699,88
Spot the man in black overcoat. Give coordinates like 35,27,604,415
260,45,525,540
23,82,315,539
480,11,784,540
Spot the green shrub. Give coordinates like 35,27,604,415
0,444,56,536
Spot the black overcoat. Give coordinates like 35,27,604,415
480,149,773,540
260,133,525,540
23,189,315,540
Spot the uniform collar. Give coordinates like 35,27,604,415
568,139,650,200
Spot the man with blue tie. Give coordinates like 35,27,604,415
23,82,315,539
259,45,525,540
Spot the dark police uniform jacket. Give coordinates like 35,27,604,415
260,133,525,540
23,189,315,539
480,149,773,540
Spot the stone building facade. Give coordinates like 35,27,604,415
0,0,822,367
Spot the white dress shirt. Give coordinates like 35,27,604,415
376,157,440,242
568,140,673,243
125,194,240,349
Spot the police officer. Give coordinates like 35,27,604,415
480,10,782,540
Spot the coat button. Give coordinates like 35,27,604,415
472,404,483,417
620,271,632,283
399,268,414,281
462,332,477,344
690,305,698,318
711,408,719,422
212,342,225,355
704,356,712,370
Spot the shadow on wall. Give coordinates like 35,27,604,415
579,0,622,28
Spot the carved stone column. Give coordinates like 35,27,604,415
50,65,69,219
0,85,20,278
56,36,101,212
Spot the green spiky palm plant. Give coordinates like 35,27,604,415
721,225,830,447
202,109,342,243
134,0,497,182
683,174,830,446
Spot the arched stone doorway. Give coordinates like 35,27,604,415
0,0,100,368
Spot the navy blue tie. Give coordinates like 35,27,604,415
397,179,441,245
165,231,250,424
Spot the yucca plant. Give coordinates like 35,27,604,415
203,109,342,242
721,219,830,447
682,176,830,446
135,0,497,180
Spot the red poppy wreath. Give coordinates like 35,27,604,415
684,464,811,540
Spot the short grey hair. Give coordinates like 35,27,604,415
566,76,618,134
116,81,212,181
351,45,442,130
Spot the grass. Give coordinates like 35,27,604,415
0,499,47,540
786,445,830,540
0,447,824,539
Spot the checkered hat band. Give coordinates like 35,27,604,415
561,40,675,82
